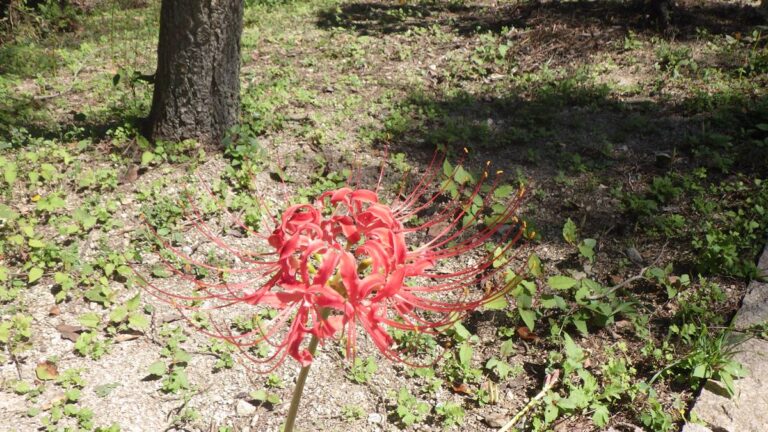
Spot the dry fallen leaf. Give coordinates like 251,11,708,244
41,392,67,410
120,164,140,184
451,382,471,395
55,323,83,342
36,361,58,381
115,333,141,343
517,326,538,341
48,305,61,316
427,222,450,238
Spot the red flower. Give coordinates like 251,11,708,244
137,152,526,371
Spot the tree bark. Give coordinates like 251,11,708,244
148,0,243,146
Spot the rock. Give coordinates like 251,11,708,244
654,151,673,168
483,413,507,428
685,242,768,432
236,399,256,416
625,246,644,266
733,243,768,330
367,413,383,424
680,423,712,432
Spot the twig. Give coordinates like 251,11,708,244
586,242,667,301
498,369,560,432
6,345,22,380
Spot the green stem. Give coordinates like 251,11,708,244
284,333,319,432
285,308,329,432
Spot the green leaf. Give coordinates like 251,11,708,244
108,306,128,323
720,372,735,397
563,333,584,361
151,266,172,278
527,254,542,277
557,397,577,410
28,267,44,283
458,343,473,367
250,389,268,401
128,313,149,330
692,364,708,378
64,388,81,402
578,238,596,262
483,295,507,311
500,339,516,357
173,349,191,364
562,218,578,245
0,203,19,222
147,361,166,376
548,275,578,290
544,403,559,423
116,265,132,278
78,313,101,329
453,166,472,185
0,266,7,282
518,307,536,331
493,184,515,199
94,383,119,398
35,363,58,381
541,294,567,309
3,162,17,185
126,294,141,311
28,239,45,248
13,381,33,395
492,246,506,268
141,151,155,166
573,318,589,336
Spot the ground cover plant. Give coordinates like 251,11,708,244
1,0,768,431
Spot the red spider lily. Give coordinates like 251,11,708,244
136,151,527,372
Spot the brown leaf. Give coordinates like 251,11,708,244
120,164,139,184
41,392,66,410
48,305,61,316
36,361,58,381
517,326,538,341
451,382,472,395
114,333,141,343
55,324,83,342
427,222,450,238
159,313,183,324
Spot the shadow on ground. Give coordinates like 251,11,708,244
316,0,764,40
373,80,768,242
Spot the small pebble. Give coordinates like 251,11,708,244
625,246,644,266
236,399,256,416
484,413,507,428
368,413,383,424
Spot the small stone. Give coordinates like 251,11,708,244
236,399,256,416
625,246,644,266
484,413,507,428
367,413,383,424
654,151,673,168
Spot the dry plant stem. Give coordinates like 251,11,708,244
499,370,560,432
585,242,667,301
284,332,321,432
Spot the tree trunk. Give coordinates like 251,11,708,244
148,0,243,146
